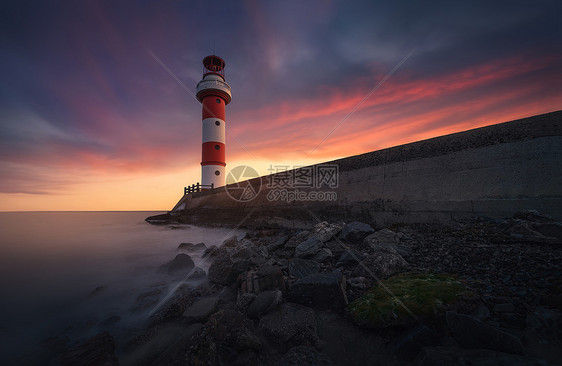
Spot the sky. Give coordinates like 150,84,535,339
0,0,561,211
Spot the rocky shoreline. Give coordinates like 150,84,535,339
38,210,562,365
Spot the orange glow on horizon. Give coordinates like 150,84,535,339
2,54,560,211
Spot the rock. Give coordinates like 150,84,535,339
203,244,220,257
446,311,524,354
413,346,546,366
288,258,320,279
187,307,262,364
208,246,257,285
288,272,348,312
364,228,399,246
324,240,347,256
312,248,332,263
148,323,204,365
247,290,282,319
256,245,270,259
313,221,344,242
239,264,286,294
60,332,118,366
236,293,257,312
510,222,542,237
347,277,367,289
278,345,334,366
222,235,238,247
190,266,207,279
513,209,554,223
161,253,195,274
351,245,408,280
178,242,207,251
147,284,195,326
268,235,289,251
295,236,323,258
532,222,562,241
339,221,374,244
218,286,237,304
349,273,475,328
364,229,412,257
285,230,311,249
390,325,440,360
335,250,366,267
183,297,220,323
493,303,515,313
259,302,319,347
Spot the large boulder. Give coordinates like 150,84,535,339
285,230,311,249
365,228,398,245
446,311,524,354
351,245,408,280
60,332,118,366
161,253,195,275
294,236,323,258
208,247,258,285
246,290,283,319
289,258,320,279
313,221,344,242
259,302,319,348
183,297,220,324
267,235,289,251
324,240,347,256
238,264,286,294
222,235,238,247
336,250,366,267
203,245,219,257
363,229,411,256
312,248,332,263
288,272,348,312
339,221,374,244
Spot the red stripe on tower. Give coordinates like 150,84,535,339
195,55,231,189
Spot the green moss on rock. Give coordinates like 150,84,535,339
348,272,474,328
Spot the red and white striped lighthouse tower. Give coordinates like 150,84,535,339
196,55,231,188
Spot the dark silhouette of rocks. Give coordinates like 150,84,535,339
45,210,562,365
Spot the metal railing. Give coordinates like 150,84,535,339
184,182,214,195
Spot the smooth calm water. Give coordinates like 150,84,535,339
0,211,242,363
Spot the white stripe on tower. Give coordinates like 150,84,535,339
195,55,232,189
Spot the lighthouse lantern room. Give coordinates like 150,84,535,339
195,55,231,189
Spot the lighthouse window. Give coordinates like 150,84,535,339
216,98,221,104
215,121,220,126
215,170,220,176
214,144,220,150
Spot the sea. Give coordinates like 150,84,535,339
0,211,243,364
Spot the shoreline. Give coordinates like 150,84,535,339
34,211,562,365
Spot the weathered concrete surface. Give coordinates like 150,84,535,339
156,110,562,227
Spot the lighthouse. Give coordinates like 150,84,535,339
195,55,231,189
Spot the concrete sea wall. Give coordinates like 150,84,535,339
165,110,562,228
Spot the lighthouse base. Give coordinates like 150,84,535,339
202,165,225,188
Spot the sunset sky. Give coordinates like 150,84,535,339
1,0,561,211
